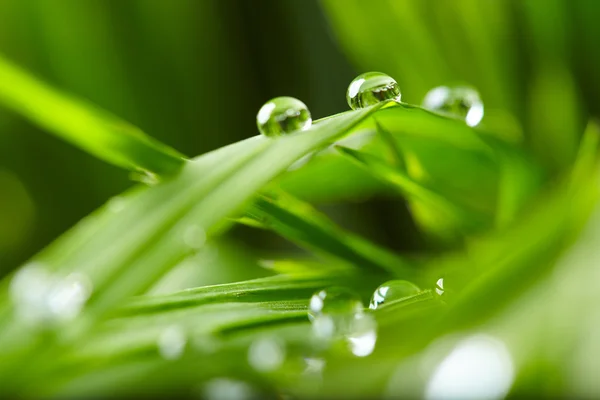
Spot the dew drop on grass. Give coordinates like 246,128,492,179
308,287,363,335
346,72,401,110
369,280,421,310
422,86,484,127
9,264,92,326
256,96,312,137
157,325,186,360
308,287,378,356
247,336,286,372
347,312,377,357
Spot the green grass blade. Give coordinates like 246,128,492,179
0,55,186,175
243,190,419,279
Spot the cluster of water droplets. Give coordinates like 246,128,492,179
256,72,484,138
9,263,93,327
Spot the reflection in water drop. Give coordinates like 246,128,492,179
309,287,363,342
346,72,401,110
248,336,286,372
308,287,378,357
10,264,92,326
422,86,484,127
256,97,312,137
157,325,186,360
425,335,514,400
435,278,445,296
347,313,377,357
183,224,206,250
203,378,254,400
370,280,421,310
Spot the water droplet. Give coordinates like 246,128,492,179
183,224,206,250
369,280,421,310
9,264,92,326
256,97,312,137
248,336,286,372
346,72,401,110
157,325,186,360
203,378,254,400
425,335,514,400
422,86,484,127
435,278,445,296
46,273,93,321
347,313,377,357
308,287,363,341
308,287,376,356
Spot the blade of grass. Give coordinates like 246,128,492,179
0,55,186,175
242,190,419,280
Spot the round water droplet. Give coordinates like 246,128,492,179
308,287,365,346
347,313,377,357
422,86,484,127
248,336,286,372
435,278,445,296
369,280,421,310
157,325,186,360
10,265,92,326
346,72,401,110
308,287,363,321
256,97,312,137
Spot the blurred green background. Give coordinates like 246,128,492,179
2,0,600,279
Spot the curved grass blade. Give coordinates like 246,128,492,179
0,55,186,175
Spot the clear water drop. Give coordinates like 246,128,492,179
347,312,377,357
346,72,401,110
9,264,92,326
203,378,254,400
256,96,312,137
435,278,445,296
308,287,364,342
369,280,421,310
308,287,377,356
157,325,186,360
422,86,484,127
248,336,286,372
